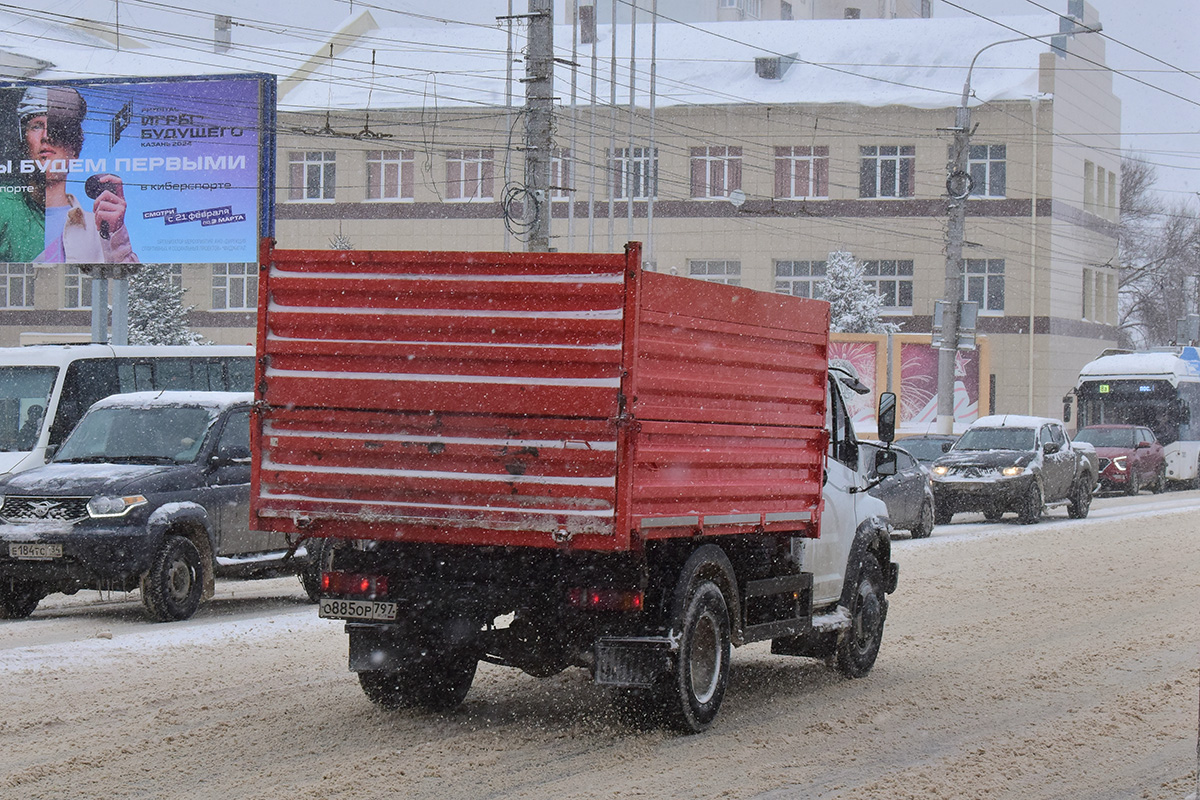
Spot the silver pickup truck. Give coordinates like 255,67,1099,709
928,415,1098,525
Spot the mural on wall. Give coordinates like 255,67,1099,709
829,340,879,430
899,343,980,430
829,335,985,435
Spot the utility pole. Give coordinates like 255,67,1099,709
936,19,1100,434
524,0,554,252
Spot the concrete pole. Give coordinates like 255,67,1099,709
524,0,554,252
937,103,969,435
90,267,109,344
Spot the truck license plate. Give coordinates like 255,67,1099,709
9,542,62,560
319,598,398,621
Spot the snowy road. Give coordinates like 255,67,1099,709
1,491,1197,799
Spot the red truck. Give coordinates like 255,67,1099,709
251,242,899,732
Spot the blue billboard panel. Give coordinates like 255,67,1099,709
0,74,275,265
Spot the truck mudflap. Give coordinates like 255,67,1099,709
594,636,676,688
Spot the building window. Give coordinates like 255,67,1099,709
212,263,258,311
288,151,336,201
968,144,1006,198
775,146,829,199
689,259,741,286
963,258,1005,313
690,146,742,199
774,260,826,298
860,145,915,198
445,149,494,201
862,259,914,310
1,264,35,308
166,264,184,291
1107,170,1117,217
64,266,92,309
550,148,573,202
366,150,414,201
609,147,658,200
781,1,793,20
1083,159,1096,211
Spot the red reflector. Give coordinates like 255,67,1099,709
567,587,644,612
325,571,388,599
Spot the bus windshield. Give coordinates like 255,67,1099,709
0,366,58,453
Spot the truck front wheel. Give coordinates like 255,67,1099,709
1067,475,1093,519
0,579,45,619
358,649,477,712
141,535,204,622
833,552,887,678
1017,482,1043,525
661,581,731,734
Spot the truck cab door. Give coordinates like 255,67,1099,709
1042,423,1074,499
803,379,863,606
206,408,262,556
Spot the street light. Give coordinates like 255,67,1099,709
935,19,1102,435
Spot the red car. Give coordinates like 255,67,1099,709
1073,424,1166,495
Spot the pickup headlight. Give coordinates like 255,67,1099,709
1111,456,1127,472
931,465,949,476
1001,466,1025,477
87,495,148,518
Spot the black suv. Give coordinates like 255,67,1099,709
0,391,317,621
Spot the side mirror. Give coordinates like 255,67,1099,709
1136,440,1151,449
44,444,58,462
941,441,953,453
1042,441,1061,455
1062,394,1073,423
874,448,898,477
877,392,897,443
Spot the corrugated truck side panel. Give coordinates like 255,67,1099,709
251,245,829,551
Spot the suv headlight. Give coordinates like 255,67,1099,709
87,495,148,518
1001,466,1025,477
1111,456,1127,472
932,465,949,476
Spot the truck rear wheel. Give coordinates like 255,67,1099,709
141,535,204,622
660,580,731,734
832,552,887,678
358,649,477,712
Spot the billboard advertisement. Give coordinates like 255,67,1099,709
0,74,275,266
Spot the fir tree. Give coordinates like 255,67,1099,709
126,266,205,345
818,250,898,334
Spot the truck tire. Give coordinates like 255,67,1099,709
660,580,731,734
0,579,45,619
1017,482,1042,525
911,498,934,539
141,535,204,622
832,552,887,679
934,503,954,526
1067,475,1093,519
358,648,478,712
298,538,332,603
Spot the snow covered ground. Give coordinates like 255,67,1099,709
0,491,1197,799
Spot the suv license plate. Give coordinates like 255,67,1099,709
9,542,62,560
319,598,398,622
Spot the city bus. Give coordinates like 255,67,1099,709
1072,347,1200,487
0,344,254,477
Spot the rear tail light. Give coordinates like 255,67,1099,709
567,587,644,612
321,571,389,599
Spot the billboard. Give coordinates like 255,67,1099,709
0,74,275,265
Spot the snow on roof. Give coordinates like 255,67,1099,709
970,414,1059,429
91,391,253,410
5,12,1062,112
1078,349,1200,384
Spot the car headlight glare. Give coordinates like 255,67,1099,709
87,494,148,518
1002,465,1025,477
932,465,949,476
1112,456,1127,471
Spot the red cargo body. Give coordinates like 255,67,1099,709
252,243,830,553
